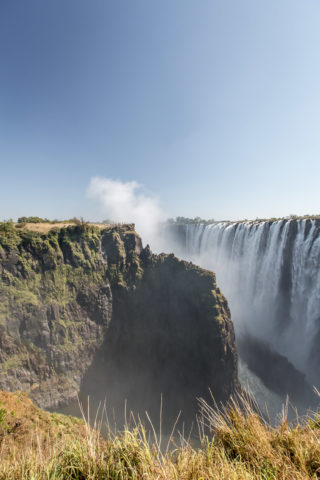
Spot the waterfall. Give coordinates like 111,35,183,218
172,219,320,386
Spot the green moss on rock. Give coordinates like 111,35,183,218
0,222,238,414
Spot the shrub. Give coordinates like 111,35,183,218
17,216,50,224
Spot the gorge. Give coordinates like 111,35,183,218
1,217,318,425
0,221,238,425
163,218,320,408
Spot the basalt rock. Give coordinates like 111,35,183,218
0,222,238,416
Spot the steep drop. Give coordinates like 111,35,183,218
164,219,320,393
0,222,238,421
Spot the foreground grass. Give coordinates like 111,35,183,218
0,391,319,479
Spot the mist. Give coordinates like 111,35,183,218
87,177,165,248
85,178,320,416
162,220,320,414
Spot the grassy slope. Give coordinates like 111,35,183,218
0,391,319,479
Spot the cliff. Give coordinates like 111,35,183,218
161,218,320,399
0,221,238,417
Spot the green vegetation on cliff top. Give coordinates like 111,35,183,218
0,220,141,329
0,222,104,305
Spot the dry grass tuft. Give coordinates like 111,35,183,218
15,222,108,233
0,390,319,479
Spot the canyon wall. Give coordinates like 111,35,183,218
0,222,238,417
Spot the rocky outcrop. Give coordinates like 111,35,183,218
0,222,238,416
82,250,237,422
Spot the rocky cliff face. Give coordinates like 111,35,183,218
0,222,238,416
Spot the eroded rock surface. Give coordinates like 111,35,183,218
0,222,238,415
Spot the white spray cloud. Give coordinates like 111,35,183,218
86,177,165,248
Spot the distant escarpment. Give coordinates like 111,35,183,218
0,222,238,417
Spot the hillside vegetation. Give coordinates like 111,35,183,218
0,391,319,479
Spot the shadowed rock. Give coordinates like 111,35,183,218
0,222,239,421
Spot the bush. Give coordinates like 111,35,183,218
17,216,50,224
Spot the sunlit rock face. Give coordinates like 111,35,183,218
163,219,320,399
0,222,238,418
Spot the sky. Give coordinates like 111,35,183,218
1,0,320,222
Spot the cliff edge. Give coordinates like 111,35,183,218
0,222,238,416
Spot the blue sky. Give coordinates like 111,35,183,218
1,0,320,221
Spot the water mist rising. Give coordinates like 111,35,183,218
87,177,165,248
164,219,320,396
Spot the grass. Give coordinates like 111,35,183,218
0,391,319,479
15,222,108,233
